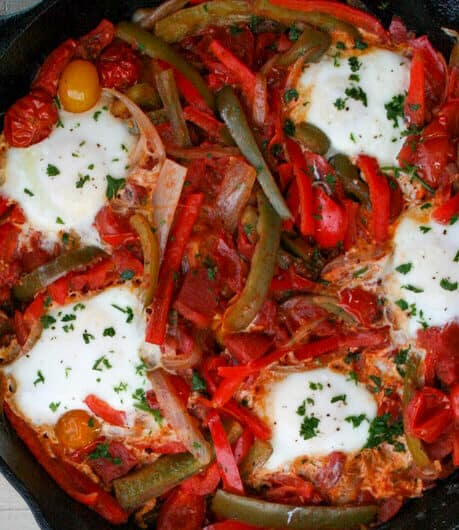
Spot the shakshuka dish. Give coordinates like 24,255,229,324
0,1,458,528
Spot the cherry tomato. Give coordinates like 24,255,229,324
58,59,101,113
55,409,101,450
96,40,142,89
157,488,205,530
4,89,58,147
77,19,115,60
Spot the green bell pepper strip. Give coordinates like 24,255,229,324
276,25,331,67
217,86,291,219
116,22,215,111
211,490,378,529
403,356,432,468
223,191,281,332
254,0,360,40
154,0,252,43
13,246,106,302
129,214,160,307
329,153,370,205
239,440,273,481
293,122,330,155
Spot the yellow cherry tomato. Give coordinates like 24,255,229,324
58,59,101,113
55,409,101,450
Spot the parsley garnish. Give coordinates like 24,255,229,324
334,97,346,110
46,164,60,177
93,110,102,121
283,119,295,137
88,443,121,465
76,174,90,188
395,299,409,311
106,175,126,199
111,304,134,323
331,394,347,404
345,85,368,107
61,313,76,322
83,331,95,344
454,250,459,263
49,402,61,412
92,355,112,371
191,371,207,392
364,414,403,449
348,56,361,72
299,415,320,440
369,375,382,393
395,262,412,275
385,94,405,127
114,382,128,393
135,360,148,376
440,278,458,291
24,188,34,196
74,303,85,311
345,414,368,428
132,388,163,424
353,266,368,278
56,216,64,224
103,327,116,337
354,38,368,50
309,382,323,391
394,346,410,377
347,371,358,385
402,284,424,293
40,315,56,329
419,225,431,233
284,88,299,103
33,370,45,386
288,25,300,41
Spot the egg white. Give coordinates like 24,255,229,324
2,96,136,247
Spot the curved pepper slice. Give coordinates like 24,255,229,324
217,86,291,220
13,246,106,302
211,489,377,529
116,22,215,111
223,191,281,332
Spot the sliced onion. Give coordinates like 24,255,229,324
22,320,43,355
161,343,202,371
147,368,212,465
104,88,166,179
252,73,268,128
165,144,240,160
216,157,257,232
132,0,189,29
151,158,187,258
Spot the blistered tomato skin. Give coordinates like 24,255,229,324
4,89,58,147
58,59,101,113
55,409,101,450
96,40,142,90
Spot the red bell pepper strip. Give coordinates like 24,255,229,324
157,488,205,530
23,293,45,323
233,429,254,464
286,138,314,236
224,332,273,364
405,50,425,127
204,522,260,530
47,275,70,305
183,105,227,142
212,373,249,408
404,386,452,443
94,205,138,247
339,287,380,327
32,39,77,97
181,461,222,495
453,431,459,467
269,0,387,42
4,403,127,524
356,155,390,242
450,384,459,420
209,40,256,103
313,187,347,248
84,395,127,427
432,193,459,224
146,193,204,344
343,199,359,250
222,400,271,441
207,411,244,494
294,335,341,361
174,68,213,114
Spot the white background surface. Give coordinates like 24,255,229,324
0,473,39,529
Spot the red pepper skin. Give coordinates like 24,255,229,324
47,275,70,305
207,411,244,494
450,384,459,420
84,395,127,427
181,462,221,495
313,187,346,248
4,403,128,524
405,386,452,443
269,0,387,42
212,374,247,408
356,155,390,242
204,522,260,530
405,50,425,127
453,430,459,467
88,441,137,485
94,205,138,247
157,488,205,530
183,106,226,142
343,199,359,250
209,39,256,103
174,68,212,114
432,193,459,224
77,19,115,60
32,39,77,97
223,400,271,441
97,40,142,89
146,193,204,345
339,287,380,326
224,332,273,364
4,89,58,147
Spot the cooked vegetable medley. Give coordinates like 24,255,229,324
1,1,459,528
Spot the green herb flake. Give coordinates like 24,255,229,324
369,375,382,393
288,25,300,41
299,415,320,440
347,371,358,385
46,164,60,177
331,394,347,404
334,97,346,110
191,371,207,392
440,278,458,291
93,110,102,121
135,360,148,376
353,266,368,278
83,331,95,344
385,94,405,128
364,413,403,449
309,381,323,391
345,85,368,107
345,414,368,428
111,304,134,323
92,355,112,372
40,314,56,329
395,262,412,275
24,188,34,196
103,327,116,337
56,216,64,225
348,56,361,72
33,370,45,386
284,88,299,103
402,284,424,293
395,299,409,311
419,225,431,233
76,174,90,189
354,38,368,50
283,119,295,137
106,175,126,199
49,402,61,412
336,41,346,50
114,381,128,394
453,250,459,263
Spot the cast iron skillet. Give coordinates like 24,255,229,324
1,1,459,528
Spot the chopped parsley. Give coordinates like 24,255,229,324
395,262,412,275
345,85,368,107
299,415,320,440
230,24,242,34
353,266,368,278
348,56,361,72
135,359,148,376
283,119,295,137
395,299,409,311
331,394,347,404
244,224,254,236
440,278,458,291
40,314,56,329
336,41,346,50
93,110,102,121
132,388,163,424
111,304,134,323
49,402,61,412
46,164,60,177
284,88,299,103
394,345,410,377
288,25,300,41
454,250,459,263
419,225,431,233
74,303,85,311
33,370,45,386
106,175,126,199
56,216,64,224
347,371,358,385
420,203,432,210
369,375,382,393
61,313,76,322
76,174,90,188
83,331,95,344
402,284,424,293
103,327,116,337
92,355,112,371
114,382,128,393
191,371,207,392
345,414,368,428
334,97,346,110
24,188,34,196
297,400,307,416
364,413,403,449
354,38,368,50
384,94,405,128
309,381,323,391
88,443,121,465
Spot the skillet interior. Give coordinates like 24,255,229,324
0,0,459,528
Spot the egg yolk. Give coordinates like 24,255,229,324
58,59,101,113
55,409,101,450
